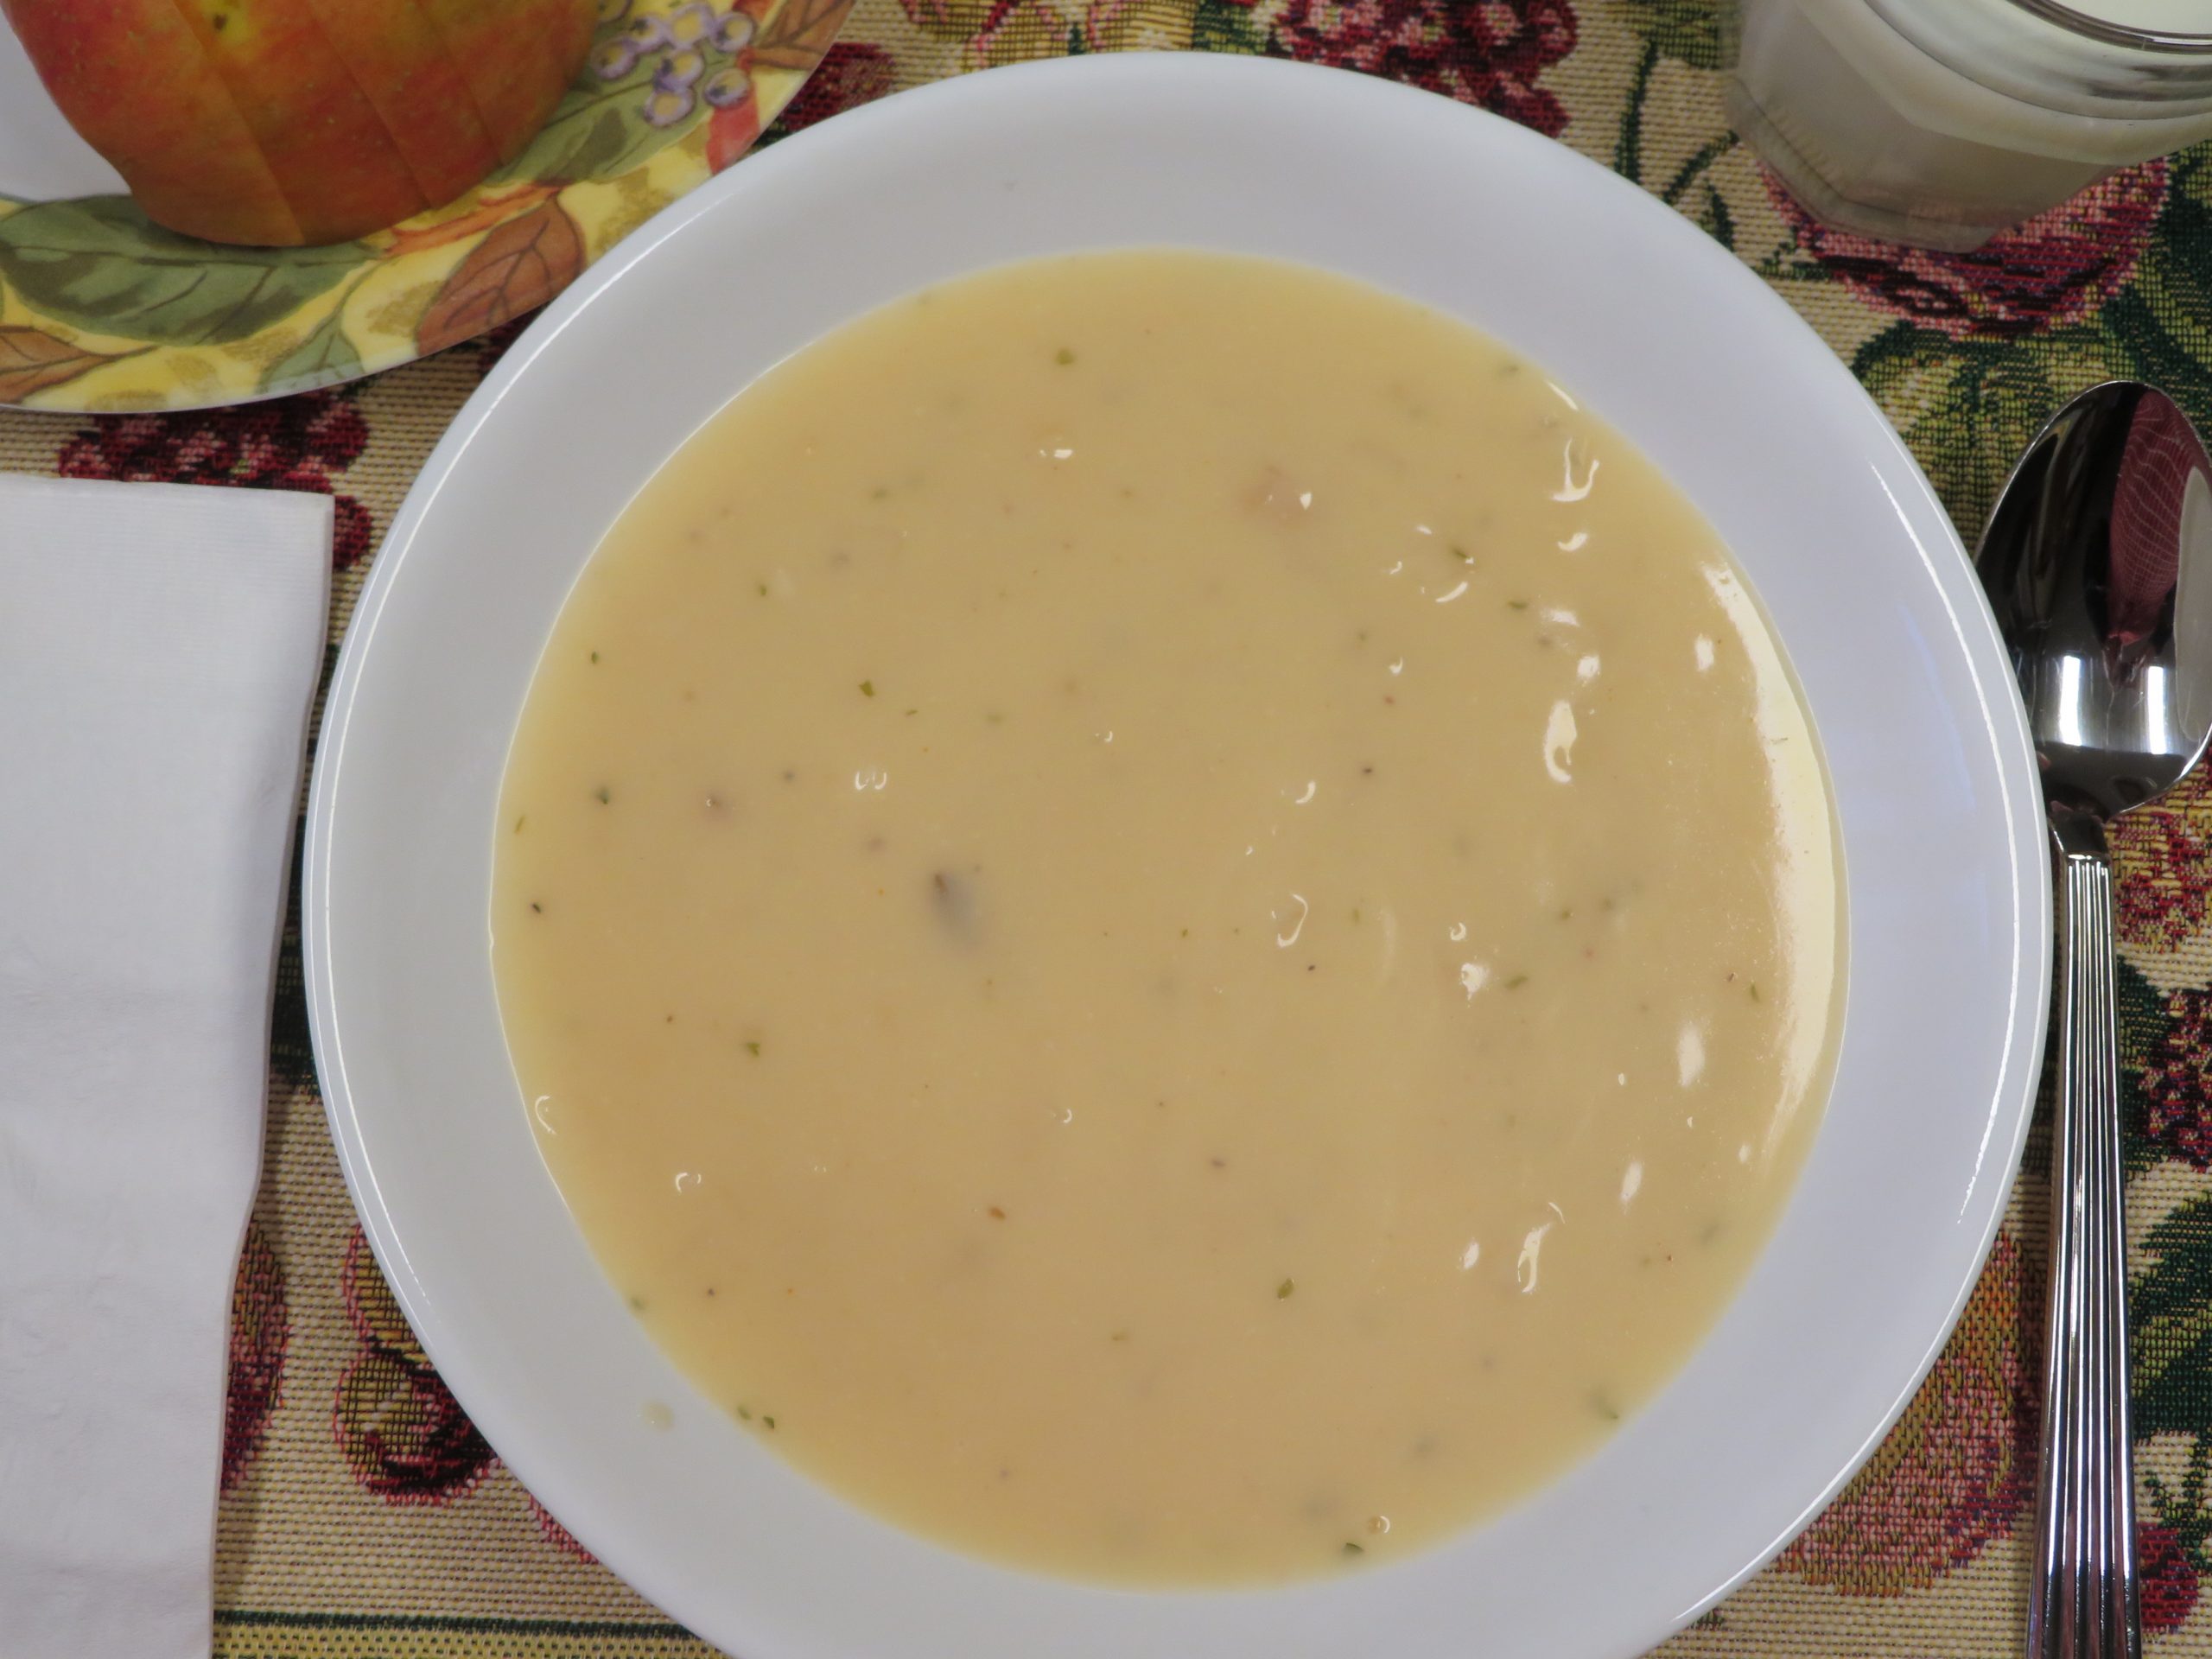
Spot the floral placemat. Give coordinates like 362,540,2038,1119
4,1,2212,1654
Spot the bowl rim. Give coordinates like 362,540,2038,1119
305,49,2051,1659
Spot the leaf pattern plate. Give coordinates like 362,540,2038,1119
0,0,851,412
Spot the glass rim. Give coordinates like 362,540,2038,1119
2005,0,2212,54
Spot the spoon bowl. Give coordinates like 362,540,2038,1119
1980,382,2212,833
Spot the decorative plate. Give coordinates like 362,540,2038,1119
0,0,849,413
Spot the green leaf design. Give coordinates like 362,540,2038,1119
499,61,696,185
261,303,364,395
1853,324,2138,540
1621,0,1731,71
1700,182,1735,252
2171,143,2212,221
2120,950,2171,1183
1662,135,1738,209
2106,285,2212,421
1191,0,1263,54
1613,39,1661,184
0,198,361,347
2140,1433,2212,1559
2134,1192,2212,1435
1853,328,2035,539
2101,160,2212,435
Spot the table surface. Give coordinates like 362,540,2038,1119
6,2,2212,1654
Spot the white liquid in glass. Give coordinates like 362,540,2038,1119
1732,0,2212,251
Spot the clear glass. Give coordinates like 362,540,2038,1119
1730,0,2212,251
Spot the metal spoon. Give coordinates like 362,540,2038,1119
1978,382,2212,1659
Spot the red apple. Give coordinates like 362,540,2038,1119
1,0,597,246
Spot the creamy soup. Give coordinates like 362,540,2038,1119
493,252,1842,1585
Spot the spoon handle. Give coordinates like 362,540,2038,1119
2030,826,2139,1659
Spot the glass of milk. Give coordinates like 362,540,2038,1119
1730,0,2212,251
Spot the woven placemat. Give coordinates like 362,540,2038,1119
8,2,2212,1653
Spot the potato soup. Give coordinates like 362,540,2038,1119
492,251,1843,1584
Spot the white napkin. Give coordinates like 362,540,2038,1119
0,474,330,1659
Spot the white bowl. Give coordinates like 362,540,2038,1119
305,52,2049,1659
